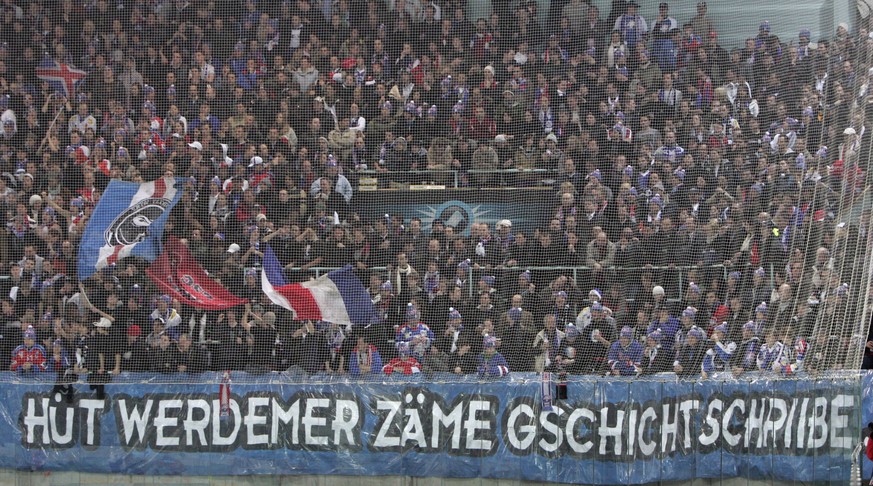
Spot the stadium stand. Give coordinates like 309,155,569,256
0,0,870,393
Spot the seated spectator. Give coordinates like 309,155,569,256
382,342,422,375
120,324,150,372
477,335,510,377
11,325,47,373
702,324,736,378
731,321,761,376
756,329,786,373
607,326,643,376
349,332,384,376
175,334,207,374
641,329,672,374
673,326,706,377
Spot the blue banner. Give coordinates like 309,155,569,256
0,373,861,483
356,189,554,236
78,177,185,280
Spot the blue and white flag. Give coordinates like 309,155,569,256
77,177,184,280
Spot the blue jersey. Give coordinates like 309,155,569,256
702,341,736,373
477,352,510,377
757,341,786,372
607,340,643,375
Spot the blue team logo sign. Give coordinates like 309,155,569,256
103,198,170,246
416,200,493,236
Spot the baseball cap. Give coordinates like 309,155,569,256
128,324,142,337
227,243,241,254
187,141,203,151
249,156,264,167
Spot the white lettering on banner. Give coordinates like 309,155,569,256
183,399,210,447
117,399,153,447
698,399,721,447
154,400,182,447
431,400,464,450
464,400,493,451
13,389,858,459
538,408,563,453
244,397,270,446
373,400,401,448
565,408,594,454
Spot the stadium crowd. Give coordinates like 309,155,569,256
0,0,870,392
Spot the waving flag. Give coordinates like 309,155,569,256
146,237,248,310
78,177,184,280
261,245,375,326
35,59,87,99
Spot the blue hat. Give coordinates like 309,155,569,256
620,326,634,339
802,106,814,117
448,307,462,320
589,288,602,300
397,341,410,356
743,321,757,331
647,329,662,343
835,283,849,296
23,325,36,340
555,290,568,299
760,21,771,32
688,282,700,294
623,165,634,177
754,267,766,278
483,335,498,348
406,303,419,321
380,281,393,291
452,102,465,114
796,153,806,170
650,194,664,207
799,28,810,38
565,324,580,338
143,84,156,95
682,306,697,318
673,168,686,181
688,326,705,340
714,323,728,334
519,270,531,282
508,307,522,321
591,302,604,312
458,259,471,270
481,275,496,287
382,101,392,111
167,84,177,96
427,105,438,117
160,294,172,303
816,146,828,158
728,271,741,280
755,302,768,314
588,169,602,181
405,101,418,113
628,187,638,196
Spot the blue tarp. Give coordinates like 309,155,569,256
0,372,862,483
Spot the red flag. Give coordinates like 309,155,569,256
146,236,248,310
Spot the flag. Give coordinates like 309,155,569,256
35,59,86,99
78,177,184,280
145,237,248,310
261,245,375,326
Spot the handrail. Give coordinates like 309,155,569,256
271,264,731,297
356,168,559,188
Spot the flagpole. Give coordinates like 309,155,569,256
36,99,66,156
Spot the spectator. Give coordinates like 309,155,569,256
674,326,706,377
478,335,510,377
607,326,643,376
702,323,736,378
10,325,47,373
349,332,384,376
382,341,422,375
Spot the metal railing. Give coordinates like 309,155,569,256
355,168,557,189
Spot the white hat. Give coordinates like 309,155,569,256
483,65,495,75
227,243,241,254
494,134,508,143
332,72,344,83
843,127,856,135
29,194,42,206
496,219,512,228
256,213,267,221
249,156,263,167
546,133,558,143
93,317,112,328
187,141,203,151
652,285,665,296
